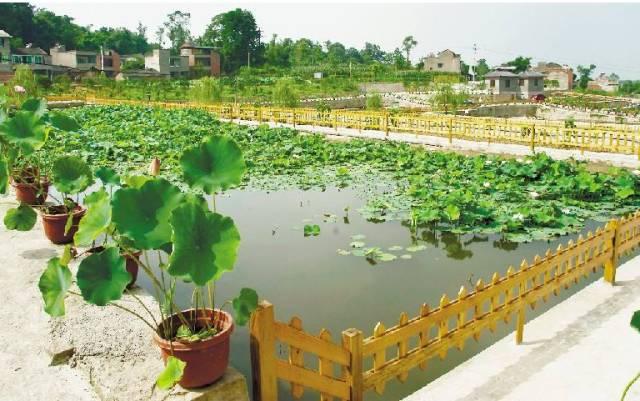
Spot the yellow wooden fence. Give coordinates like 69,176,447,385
249,211,640,401
47,95,640,157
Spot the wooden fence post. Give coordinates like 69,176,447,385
342,328,364,401
604,220,619,285
448,118,453,144
530,125,536,153
250,301,278,401
516,307,525,344
385,113,390,137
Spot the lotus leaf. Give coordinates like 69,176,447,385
77,247,130,306
180,135,246,194
95,166,121,186
156,356,185,390
232,288,259,326
0,111,47,155
167,202,240,285
38,257,72,317
4,203,36,231
52,156,94,194
49,112,81,132
111,178,184,249
74,189,112,247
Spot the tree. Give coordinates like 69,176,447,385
430,84,469,114
0,3,35,47
163,11,191,53
264,34,292,68
505,56,532,73
460,61,470,77
577,64,596,90
326,42,347,65
199,9,262,73
361,42,385,64
402,35,417,65
475,58,490,80
121,57,145,71
272,78,299,107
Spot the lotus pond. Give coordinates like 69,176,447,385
48,105,640,399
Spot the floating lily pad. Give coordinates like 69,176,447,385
336,249,351,256
351,234,366,240
350,241,365,248
400,254,412,260
388,245,403,251
406,244,427,252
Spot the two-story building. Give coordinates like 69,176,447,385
532,61,573,91
588,73,619,93
0,30,12,81
180,42,221,77
485,69,545,101
422,49,462,74
144,49,189,78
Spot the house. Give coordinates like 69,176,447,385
532,62,573,90
180,42,221,77
96,48,121,77
144,49,189,78
485,69,544,100
50,45,98,72
422,49,461,74
588,73,619,93
0,30,12,81
11,46,60,78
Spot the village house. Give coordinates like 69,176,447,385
485,68,545,101
144,49,190,79
532,61,573,91
588,72,619,93
180,42,221,77
0,30,12,81
422,49,462,74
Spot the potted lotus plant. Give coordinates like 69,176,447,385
37,135,258,389
0,98,82,206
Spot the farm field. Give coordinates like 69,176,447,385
32,104,639,399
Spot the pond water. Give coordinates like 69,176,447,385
134,185,609,401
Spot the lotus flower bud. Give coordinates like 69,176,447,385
14,85,26,94
149,158,160,176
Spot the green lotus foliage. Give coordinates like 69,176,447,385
123,175,152,189
180,135,246,194
77,247,130,306
232,288,259,326
167,201,240,285
111,178,184,249
631,310,640,332
38,257,72,317
0,111,48,155
52,156,94,194
21,98,47,117
156,356,185,390
4,203,37,231
74,189,112,247
0,155,9,194
303,224,321,237
95,166,121,186
48,112,81,132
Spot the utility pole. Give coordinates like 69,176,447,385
472,43,478,82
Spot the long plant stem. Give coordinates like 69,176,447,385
125,288,158,327
621,372,640,401
68,291,156,332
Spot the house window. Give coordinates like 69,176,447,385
490,79,495,88
437,63,443,68
505,79,511,88
534,78,539,86
519,79,524,86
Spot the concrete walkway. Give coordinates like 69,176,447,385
403,256,640,401
225,119,640,169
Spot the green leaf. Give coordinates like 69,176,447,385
180,135,246,194
49,112,81,132
74,189,112,247
631,310,640,333
123,175,152,189
21,98,47,116
156,356,186,390
64,212,73,235
4,203,37,231
60,245,73,266
167,202,240,285
38,257,72,317
0,111,48,155
76,247,130,306
52,156,94,194
111,178,184,250
232,288,259,326
406,244,427,252
303,224,321,237
444,204,461,221
0,155,8,194
95,166,120,186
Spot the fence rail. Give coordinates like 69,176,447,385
249,211,640,401
46,95,640,157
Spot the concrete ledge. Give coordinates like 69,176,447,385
0,197,249,401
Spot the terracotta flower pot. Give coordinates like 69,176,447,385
154,309,234,389
88,246,141,288
11,179,50,205
41,206,86,245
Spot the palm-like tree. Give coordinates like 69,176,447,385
402,35,418,65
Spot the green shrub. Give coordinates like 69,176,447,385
189,77,223,103
366,94,383,110
272,78,299,107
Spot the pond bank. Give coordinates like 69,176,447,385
0,196,249,401
402,254,640,401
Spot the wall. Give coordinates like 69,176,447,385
145,49,169,75
358,82,406,93
423,51,461,73
465,103,539,118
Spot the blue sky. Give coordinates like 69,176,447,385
33,2,640,79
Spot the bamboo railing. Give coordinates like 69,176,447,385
249,212,640,401
46,95,640,157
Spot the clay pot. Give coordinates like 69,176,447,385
11,179,50,205
41,206,86,245
154,309,234,389
88,246,141,288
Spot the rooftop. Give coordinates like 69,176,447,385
14,47,48,56
0,30,11,38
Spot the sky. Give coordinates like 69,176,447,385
30,2,640,79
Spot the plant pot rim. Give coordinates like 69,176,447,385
153,308,234,352
41,205,86,219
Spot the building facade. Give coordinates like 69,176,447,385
532,62,573,91
144,49,189,78
588,73,619,93
0,30,12,80
180,42,221,77
422,49,462,74
485,69,544,100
